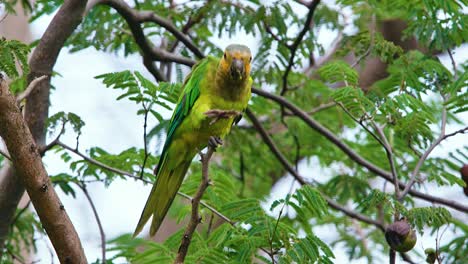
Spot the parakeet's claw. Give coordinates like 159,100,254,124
208,136,223,150
205,109,241,125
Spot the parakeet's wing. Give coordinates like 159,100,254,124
155,58,209,174
133,58,209,237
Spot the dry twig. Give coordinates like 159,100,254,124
174,145,215,263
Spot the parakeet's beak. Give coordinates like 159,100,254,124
230,58,245,80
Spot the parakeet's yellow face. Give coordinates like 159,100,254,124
219,44,252,81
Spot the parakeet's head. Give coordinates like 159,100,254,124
219,44,252,81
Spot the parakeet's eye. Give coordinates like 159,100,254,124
224,53,227,59
249,56,252,62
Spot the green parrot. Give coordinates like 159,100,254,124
133,44,253,237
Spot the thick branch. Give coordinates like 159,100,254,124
136,10,204,58
0,79,86,262
0,0,89,257
99,0,197,66
174,146,215,263
254,87,393,178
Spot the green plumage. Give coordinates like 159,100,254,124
134,53,252,237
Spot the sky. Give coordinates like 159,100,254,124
14,1,468,263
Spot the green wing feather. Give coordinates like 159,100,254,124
154,57,209,178
133,58,209,237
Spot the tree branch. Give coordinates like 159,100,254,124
245,109,307,185
174,146,215,264
281,0,320,95
76,182,106,263
254,87,393,178
54,140,234,226
252,87,468,213
0,0,89,258
399,98,448,200
373,123,400,199
143,55,166,82
0,147,11,161
0,78,86,262
135,10,204,58
15,75,47,103
99,0,198,67
246,108,385,231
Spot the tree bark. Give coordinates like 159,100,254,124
0,0,89,260
359,19,423,91
0,79,87,263
0,2,33,258
0,163,24,257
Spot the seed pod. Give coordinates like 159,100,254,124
385,219,417,252
425,248,437,264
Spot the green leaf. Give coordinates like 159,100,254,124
318,61,359,86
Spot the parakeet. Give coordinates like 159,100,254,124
133,44,252,237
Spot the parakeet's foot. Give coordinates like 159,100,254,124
208,136,223,150
204,109,241,125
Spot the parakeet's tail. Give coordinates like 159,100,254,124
133,158,192,237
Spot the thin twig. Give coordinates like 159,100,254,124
281,0,321,95
9,201,31,234
447,48,457,79
15,75,48,103
168,1,209,53
41,120,67,155
399,100,448,200
326,198,385,231
174,145,215,263
5,248,26,264
351,15,376,69
373,123,400,199
400,252,417,264
336,102,386,147
0,13,8,24
442,126,467,140
284,102,336,116
176,192,234,225
306,29,344,74
54,140,235,225
0,147,11,161
76,182,106,263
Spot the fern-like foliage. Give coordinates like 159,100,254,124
95,70,181,122
0,38,30,79
1,208,43,264
405,207,452,234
